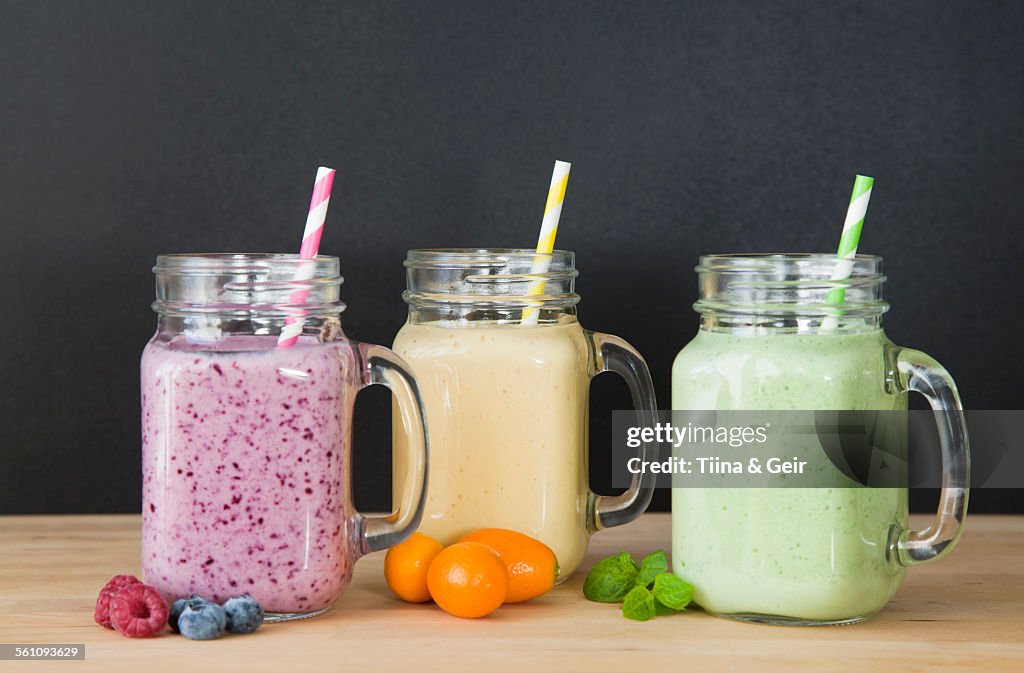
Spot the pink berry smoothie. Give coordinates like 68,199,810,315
141,335,356,614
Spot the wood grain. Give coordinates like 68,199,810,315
0,514,1021,673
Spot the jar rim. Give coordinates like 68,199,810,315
406,247,573,255
697,253,882,274
154,253,340,275
404,248,574,268
156,252,340,259
151,253,345,318
693,252,888,326
401,248,578,310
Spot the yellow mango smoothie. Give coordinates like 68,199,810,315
393,318,592,577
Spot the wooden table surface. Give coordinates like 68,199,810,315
0,513,1021,672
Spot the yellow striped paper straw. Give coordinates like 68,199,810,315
522,160,571,325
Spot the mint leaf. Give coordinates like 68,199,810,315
621,586,656,621
654,599,678,616
635,550,668,589
652,573,694,611
617,551,639,572
583,553,639,603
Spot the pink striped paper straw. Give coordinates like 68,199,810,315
277,166,336,348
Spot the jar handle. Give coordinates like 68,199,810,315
350,342,429,556
586,331,658,531
892,348,970,565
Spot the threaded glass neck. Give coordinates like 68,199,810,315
695,253,888,333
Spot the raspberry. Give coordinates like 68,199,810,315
94,575,141,628
106,575,142,591
108,584,169,638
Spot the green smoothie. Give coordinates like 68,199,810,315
671,328,908,623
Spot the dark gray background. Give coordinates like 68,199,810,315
1,1,1021,514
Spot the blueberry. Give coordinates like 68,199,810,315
186,594,213,609
223,594,264,634
168,598,188,632
170,594,214,632
177,602,227,641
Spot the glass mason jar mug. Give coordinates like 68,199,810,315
141,254,428,620
671,254,969,625
392,249,659,579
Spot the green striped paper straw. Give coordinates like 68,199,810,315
825,174,874,303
